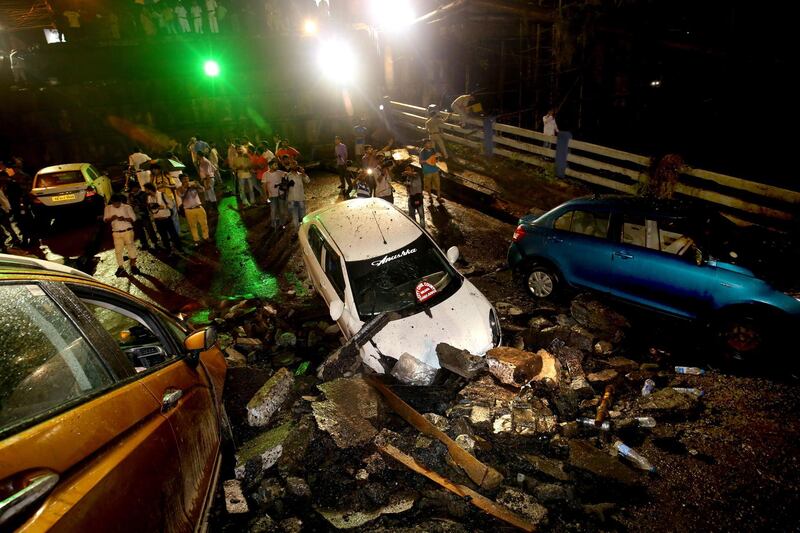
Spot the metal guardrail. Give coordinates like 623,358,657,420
387,101,798,224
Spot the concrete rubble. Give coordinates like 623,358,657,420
209,294,710,531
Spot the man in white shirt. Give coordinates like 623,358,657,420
175,2,191,33
451,94,474,127
104,194,140,277
542,108,559,148
191,1,203,33
128,147,151,187
285,161,310,230
206,0,219,33
262,160,287,230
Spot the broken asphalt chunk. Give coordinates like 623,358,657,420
436,343,487,379
223,479,249,514
636,387,700,418
246,367,295,427
487,347,561,387
317,491,417,529
566,439,638,486
570,293,630,342
496,487,549,525
234,422,294,483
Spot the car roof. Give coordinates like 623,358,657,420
0,253,95,281
555,194,709,219
307,198,423,262
36,163,90,175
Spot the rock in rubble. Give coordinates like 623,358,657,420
246,368,295,427
495,487,548,525
285,477,312,498
223,479,249,514
224,346,248,368
534,482,573,503
277,414,316,475
234,422,294,483
312,377,381,448
587,369,619,385
391,353,439,386
316,345,361,381
607,356,638,371
436,343,486,379
317,491,417,529
566,440,638,486
318,375,384,422
458,374,519,404
528,316,554,331
236,337,263,352
276,331,297,347
423,413,450,432
455,434,476,453
570,294,630,342
637,387,700,417
495,301,525,317
487,346,562,387
522,454,571,482
593,341,614,355
279,518,303,533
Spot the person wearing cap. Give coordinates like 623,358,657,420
104,193,140,277
419,138,444,206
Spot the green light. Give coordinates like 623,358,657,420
204,60,220,77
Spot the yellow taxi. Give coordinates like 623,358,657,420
0,254,227,532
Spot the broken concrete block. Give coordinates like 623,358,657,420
511,401,558,435
593,341,614,355
496,487,548,525
318,375,384,422
455,434,476,453
587,369,619,385
493,413,514,434
246,367,294,427
277,414,316,475
470,405,493,426
224,347,248,367
390,353,438,386
458,374,518,404
355,469,370,481
285,477,311,498
607,356,638,371
486,347,544,387
495,301,524,316
422,413,449,432
318,492,416,529
279,518,303,533
535,349,561,387
566,439,638,486
570,294,629,342
436,343,487,379
570,377,595,398
534,483,573,503
312,399,377,448
522,454,571,482
223,479,249,514
568,325,595,351
234,422,293,482
235,337,263,352
528,316,554,331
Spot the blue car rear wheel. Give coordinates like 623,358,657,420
525,265,559,299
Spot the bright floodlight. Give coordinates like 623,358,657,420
204,60,220,77
317,40,356,85
371,0,415,31
303,19,318,35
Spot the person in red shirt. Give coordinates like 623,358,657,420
250,147,270,203
276,140,301,162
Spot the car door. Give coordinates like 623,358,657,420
548,208,615,293
0,281,190,533
68,284,221,528
303,224,329,300
609,213,717,318
321,241,361,337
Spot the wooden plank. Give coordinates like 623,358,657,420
443,131,483,149
389,101,427,113
673,183,793,221
366,376,503,490
568,139,652,167
567,153,645,181
494,147,551,169
376,441,537,532
493,121,552,142
565,168,638,194
493,134,554,158
683,168,800,204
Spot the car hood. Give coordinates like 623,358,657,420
368,280,496,369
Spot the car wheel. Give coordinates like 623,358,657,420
716,314,764,361
523,265,559,299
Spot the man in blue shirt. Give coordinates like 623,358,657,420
419,139,444,206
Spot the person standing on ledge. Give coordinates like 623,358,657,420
543,108,559,149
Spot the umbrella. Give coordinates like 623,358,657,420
146,158,186,171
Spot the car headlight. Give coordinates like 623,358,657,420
489,307,502,346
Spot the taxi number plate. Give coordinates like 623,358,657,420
52,193,76,202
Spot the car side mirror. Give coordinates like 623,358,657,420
184,326,217,365
329,299,344,322
446,246,460,264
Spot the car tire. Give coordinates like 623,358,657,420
522,264,559,299
715,313,765,362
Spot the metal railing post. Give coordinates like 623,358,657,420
555,131,571,178
483,116,495,156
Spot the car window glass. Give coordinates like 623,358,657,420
324,244,346,299
0,284,113,434
308,225,325,263
656,218,696,257
554,211,572,231
35,170,84,187
81,300,178,372
621,214,647,247
571,210,609,238
86,166,99,181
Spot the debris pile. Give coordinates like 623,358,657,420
210,293,712,531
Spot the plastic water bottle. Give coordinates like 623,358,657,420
612,440,656,472
672,387,704,397
641,379,656,397
675,366,705,375
577,417,610,431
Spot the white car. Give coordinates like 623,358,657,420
31,163,113,208
299,198,501,373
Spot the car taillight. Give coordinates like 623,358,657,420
512,225,526,242
85,188,97,197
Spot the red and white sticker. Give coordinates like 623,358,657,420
415,281,438,303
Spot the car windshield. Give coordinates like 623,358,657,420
35,170,85,188
346,234,462,319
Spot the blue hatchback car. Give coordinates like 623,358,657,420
508,195,800,356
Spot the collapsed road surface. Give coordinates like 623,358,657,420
77,171,799,532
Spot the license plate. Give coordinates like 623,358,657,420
51,193,76,202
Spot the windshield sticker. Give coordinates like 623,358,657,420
415,281,437,303
371,247,417,267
